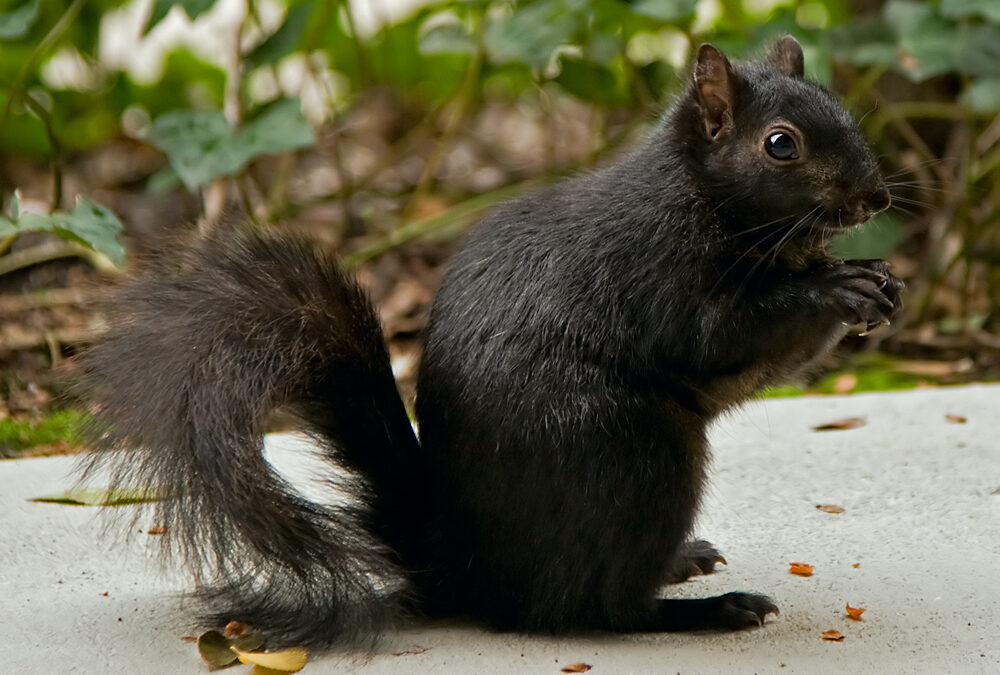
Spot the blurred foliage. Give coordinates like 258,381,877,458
0,407,86,456
0,0,998,361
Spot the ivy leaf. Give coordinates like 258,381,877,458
420,22,477,56
940,0,1000,23
145,0,218,34
230,98,316,168
555,57,630,107
12,197,126,266
626,0,698,22
0,0,40,40
147,99,315,191
962,77,1000,113
484,0,578,70
955,25,1000,79
146,108,233,190
883,0,957,82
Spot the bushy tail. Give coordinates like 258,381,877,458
77,227,424,649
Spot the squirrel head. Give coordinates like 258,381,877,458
681,36,890,245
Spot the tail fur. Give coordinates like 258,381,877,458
78,227,423,649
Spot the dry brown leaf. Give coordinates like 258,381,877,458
561,664,592,673
813,417,866,431
846,603,866,621
146,524,167,535
789,562,814,576
816,504,845,514
821,629,845,641
833,373,858,394
224,621,251,638
945,413,967,424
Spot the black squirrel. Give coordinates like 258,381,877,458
79,36,903,650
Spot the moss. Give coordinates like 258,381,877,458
0,408,88,457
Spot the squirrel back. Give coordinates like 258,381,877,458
79,36,901,648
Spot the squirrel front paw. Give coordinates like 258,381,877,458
817,260,904,333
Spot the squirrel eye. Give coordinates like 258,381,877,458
765,132,799,160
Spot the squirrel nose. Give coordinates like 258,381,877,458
864,185,891,215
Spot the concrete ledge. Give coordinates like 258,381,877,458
4,385,999,673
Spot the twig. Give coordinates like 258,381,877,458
405,48,484,215
0,287,95,313
342,181,528,267
0,240,120,277
0,326,103,353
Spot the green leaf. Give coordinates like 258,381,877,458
145,108,233,190
627,0,698,22
483,0,578,70
0,0,40,40
962,77,1000,113
30,487,165,506
955,25,1000,78
147,100,315,191
197,631,239,667
245,1,318,70
233,98,316,164
420,22,477,56
12,197,126,266
830,212,905,260
146,0,218,34
883,0,957,82
555,57,629,107
940,0,1000,23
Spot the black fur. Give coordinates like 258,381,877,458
78,37,901,648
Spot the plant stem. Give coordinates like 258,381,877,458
0,0,87,130
342,181,528,267
0,240,120,277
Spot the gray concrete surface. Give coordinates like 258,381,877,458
3,384,999,673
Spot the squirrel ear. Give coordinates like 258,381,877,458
694,44,736,140
768,35,804,78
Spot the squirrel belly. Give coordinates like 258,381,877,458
79,36,901,649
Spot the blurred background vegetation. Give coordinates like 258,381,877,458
1,0,998,456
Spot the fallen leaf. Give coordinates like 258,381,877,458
846,603,866,621
789,562,814,576
198,631,238,668
146,524,167,535
233,646,308,673
816,504,845,514
945,413,966,424
224,620,250,638
833,373,857,394
821,629,845,641
180,636,198,643
812,417,865,431
852,563,860,568
561,664,592,673
29,487,165,506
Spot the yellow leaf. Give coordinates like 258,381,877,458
232,646,308,672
